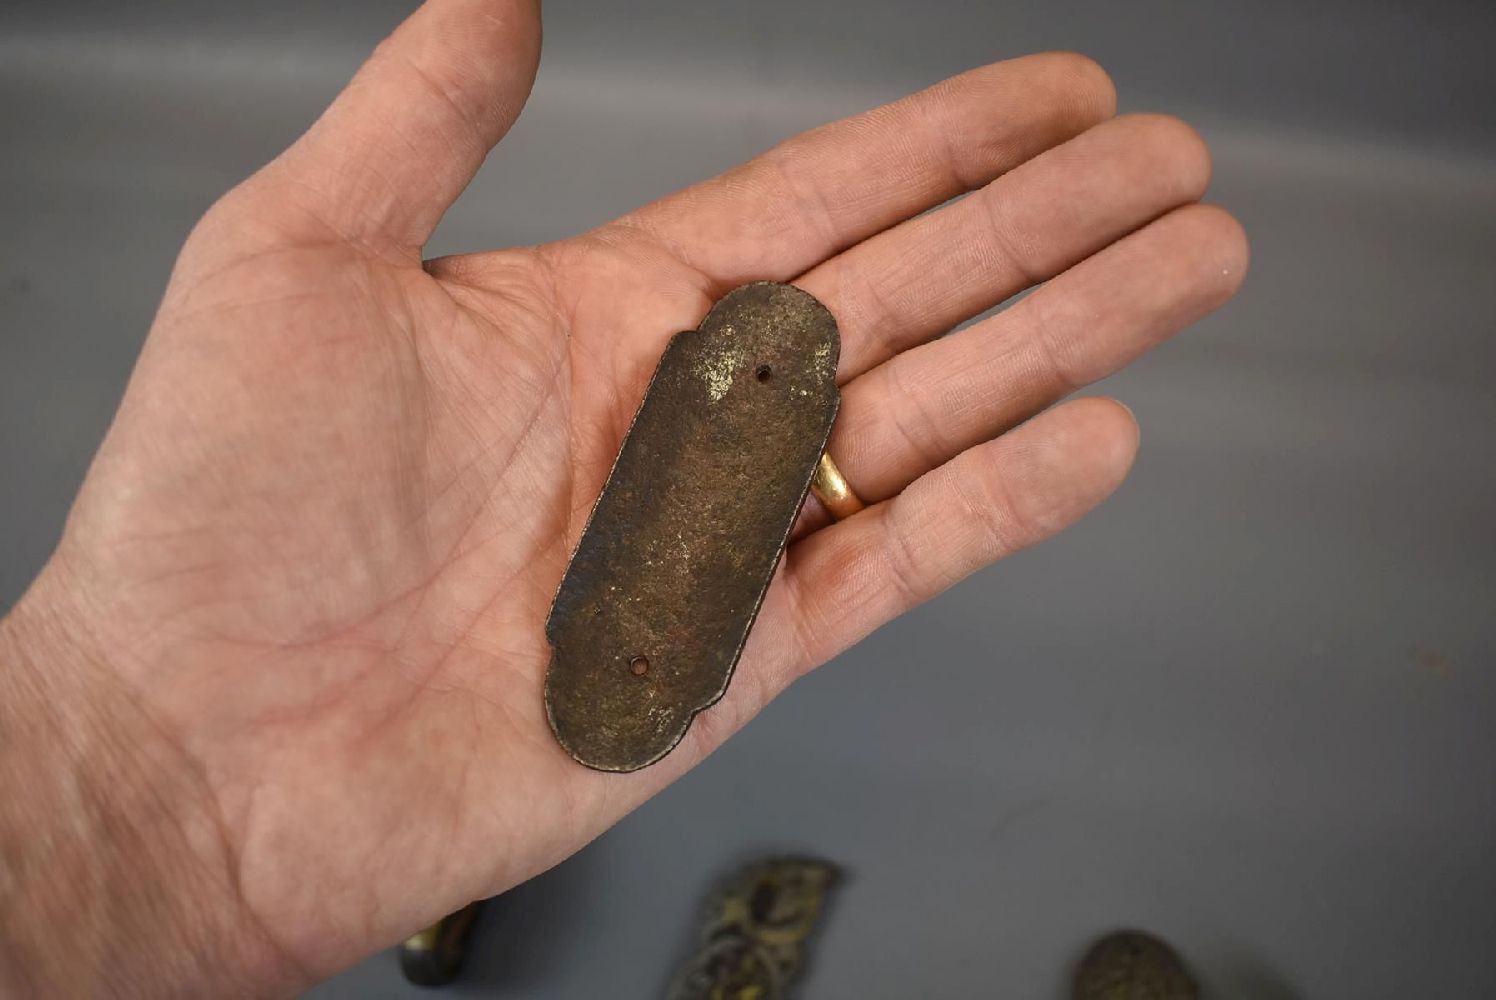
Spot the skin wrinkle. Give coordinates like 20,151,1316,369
1021,286,1086,398
876,355,953,483
811,534,892,656
9,599,313,993
256,175,419,266
546,279,645,475
781,549,833,673
459,406,569,549
436,344,559,525
453,344,565,447
381,307,437,561
119,497,364,628
163,258,396,357
604,214,728,294
153,537,373,647
780,550,838,669
977,179,1048,292
391,391,569,642
184,643,382,735
411,410,521,538
384,313,561,651
394,51,492,155
446,696,482,885
382,524,523,693
164,242,349,322
178,746,315,994
830,248,909,376
917,78,989,195
767,147,848,259
327,127,427,240
394,559,531,698
948,446,1027,566
879,494,941,611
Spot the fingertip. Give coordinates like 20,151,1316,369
274,0,545,249
1105,113,1214,203
1198,203,1251,296
1015,397,1139,521
1063,395,1141,487
1028,51,1118,124
1106,396,1142,448
1144,114,1213,189
1162,203,1251,305
957,396,1140,547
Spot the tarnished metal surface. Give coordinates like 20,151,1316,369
1072,931,1200,1000
544,282,840,772
666,857,840,1000
397,901,485,987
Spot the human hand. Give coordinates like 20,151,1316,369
0,1,1246,994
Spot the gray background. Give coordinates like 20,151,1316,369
4,1,1495,997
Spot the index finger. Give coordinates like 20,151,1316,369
620,52,1116,288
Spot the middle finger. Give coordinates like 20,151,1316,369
818,201,1249,514
797,113,1213,382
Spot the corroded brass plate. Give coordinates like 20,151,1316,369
544,282,840,771
666,857,840,1000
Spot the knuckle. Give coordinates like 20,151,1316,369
961,461,1031,552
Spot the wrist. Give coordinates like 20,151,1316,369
0,576,301,998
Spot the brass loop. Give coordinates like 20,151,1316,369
810,451,865,521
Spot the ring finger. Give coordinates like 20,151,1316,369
800,201,1248,534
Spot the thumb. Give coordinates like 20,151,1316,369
266,0,542,251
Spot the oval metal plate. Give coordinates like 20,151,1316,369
544,282,840,771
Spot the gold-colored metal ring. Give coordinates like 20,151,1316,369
810,451,865,521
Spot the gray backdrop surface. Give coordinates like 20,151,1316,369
3,2,1494,997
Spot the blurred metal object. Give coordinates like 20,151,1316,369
666,857,840,1000
1072,930,1200,1000
545,282,841,772
398,901,485,988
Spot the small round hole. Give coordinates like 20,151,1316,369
629,655,650,677
755,364,773,383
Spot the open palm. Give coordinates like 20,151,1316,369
17,0,1246,990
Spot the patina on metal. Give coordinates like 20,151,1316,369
1072,930,1200,1000
397,900,485,987
545,282,840,771
666,857,841,1000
